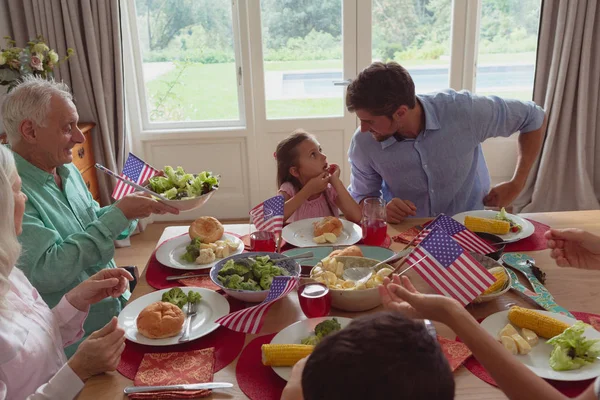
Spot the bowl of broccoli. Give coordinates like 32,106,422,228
147,166,220,211
210,252,301,302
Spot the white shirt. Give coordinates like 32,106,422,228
0,268,88,400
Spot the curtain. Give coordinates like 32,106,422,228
513,0,600,212
5,0,127,205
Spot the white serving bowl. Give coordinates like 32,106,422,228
310,256,392,312
157,189,217,212
210,252,301,303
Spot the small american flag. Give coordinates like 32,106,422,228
216,276,298,333
406,226,495,306
250,195,285,232
111,153,159,200
415,214,496,255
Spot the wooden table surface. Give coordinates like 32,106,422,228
79,210,600,400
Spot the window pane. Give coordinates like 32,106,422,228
372,0,452,94
260,0,343,119
475,0,542,101
134,0,240,122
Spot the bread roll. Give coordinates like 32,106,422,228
189,216,224,243
313,216,343,237
329,245,363,258
137,301,185,339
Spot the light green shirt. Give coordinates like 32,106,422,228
14,152,136,356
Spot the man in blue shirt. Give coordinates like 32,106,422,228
346,62,546,223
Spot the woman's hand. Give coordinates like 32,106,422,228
67,318,126,381
65,268,133,311
378,275,461,325
545,229,600,270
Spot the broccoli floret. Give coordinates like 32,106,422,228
187,290,202,303
222,274,244,289
255,255,271,265
219,260,238,276
180,238,202,262
259,275,274,290
315,318,342,339
239,280,259,291
161,287,188,309
301,335,321,346
233,263,251,276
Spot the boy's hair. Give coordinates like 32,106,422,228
346,62,416,116
275,129,315,190
302,311,455,400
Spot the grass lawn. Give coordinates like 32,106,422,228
144,53,535,121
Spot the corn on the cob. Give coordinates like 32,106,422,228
261,344,314,366
482,267,508,295
464,216,510,235
507,306,570,339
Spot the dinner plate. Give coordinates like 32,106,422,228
480,310,600,381
270,317,353,381
452,210,535,243
281,218,362,248
155,232,244,270
118,287,230,346
282,245,395,267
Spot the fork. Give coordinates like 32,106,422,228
179,300,198,342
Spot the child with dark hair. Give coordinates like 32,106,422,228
281,311,454,400
275,129,361,224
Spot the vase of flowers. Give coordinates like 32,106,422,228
0,35,74,92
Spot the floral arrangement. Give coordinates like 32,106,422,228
0,35,74,91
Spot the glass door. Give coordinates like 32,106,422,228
248,0,359,199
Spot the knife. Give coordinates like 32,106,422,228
165,273,210,281
124,382,233,394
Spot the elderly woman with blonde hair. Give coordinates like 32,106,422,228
0,145,132,399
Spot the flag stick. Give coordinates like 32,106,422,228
95,163,169,201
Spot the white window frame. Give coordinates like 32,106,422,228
122,0,247,132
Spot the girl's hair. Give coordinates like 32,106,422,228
275,129,315,190
0,145,21,298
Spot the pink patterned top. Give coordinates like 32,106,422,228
0,268,88,400
279,182,339,223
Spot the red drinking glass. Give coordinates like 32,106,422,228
297,282,331,318
250,231,276,252
361,197,388,246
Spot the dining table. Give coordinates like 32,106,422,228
78,210,600,400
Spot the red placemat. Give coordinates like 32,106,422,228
236,333,286,400
504,219,550,252
146,232,244,290
461,311,599,397
117,296,246,380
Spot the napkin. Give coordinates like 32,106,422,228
128,348,215,399
437,336,472,372
392,226,423,244
589,316,600,332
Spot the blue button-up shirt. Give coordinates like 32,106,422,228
347,90,545,217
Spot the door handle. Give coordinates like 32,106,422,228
333,79,352,86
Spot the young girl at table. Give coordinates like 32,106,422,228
275,129,361,224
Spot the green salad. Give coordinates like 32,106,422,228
217,255,288,291
148,166,219,200
548,321,600,371
301,318,342,345
495,207,522,233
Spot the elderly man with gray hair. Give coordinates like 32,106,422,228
1,76,178,356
